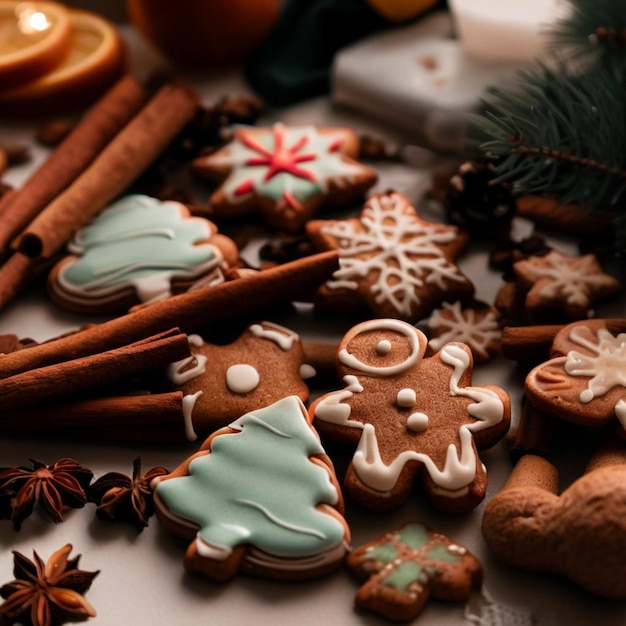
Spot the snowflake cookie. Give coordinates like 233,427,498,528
166,321,316,438
496,249,621,324
426,301,502,363
348,521,482,621
307,191,475,323
309,319,511,513
525,319,626,432
190,122,377,232
152,396,350,582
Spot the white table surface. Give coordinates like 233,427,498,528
1,19,626,626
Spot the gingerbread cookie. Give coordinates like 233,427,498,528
307,191,474,323
483,448,626,598
191,122,377,232
495,249,621,324
166,321,316,437
425,301,501,364
525,319,626,431
153,396,350,582
47,194,239,314
348,521,482,621
310,319,511,512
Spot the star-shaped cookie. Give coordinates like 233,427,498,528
191,123,377,232
307,191,474,323
310,319,510,512
514,249,621,320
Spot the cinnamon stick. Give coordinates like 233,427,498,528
0,75,149,255
0,251,339,379
17,80,200,259
0,330,190,411
502,318,626,361
0,251,50,310
0,392,191,442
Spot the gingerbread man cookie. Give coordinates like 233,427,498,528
153,396,350,582
310,319,510,512
525,319,626,431
307,191,474,323
191,122,377,232
47,194,239,314
166,321,316,438
348,521,482,621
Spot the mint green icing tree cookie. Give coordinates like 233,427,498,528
154,396,349,581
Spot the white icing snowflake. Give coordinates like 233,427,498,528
564,326,626,403
428,302,501,361
323,193,469,318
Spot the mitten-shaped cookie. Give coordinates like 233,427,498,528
310,319,510,512
482,443,626,598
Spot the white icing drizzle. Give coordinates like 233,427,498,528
195,536,234,560
249,321,299,350
564,326,626,404
397,388,417,408
615,399,626,431
181,391,202,441
167,334,207,385
299,363,317,379
226,363,260,394
427,301,501,360
313,375,364,428
338,319,424,376
323,193,468,316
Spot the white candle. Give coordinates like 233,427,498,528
449,0,569,62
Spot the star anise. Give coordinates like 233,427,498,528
87,457,168,531
0,459,93,531
0,544,98,626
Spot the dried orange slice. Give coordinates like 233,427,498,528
0,8,125,115
0,1,72,90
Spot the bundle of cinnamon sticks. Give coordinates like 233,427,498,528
0,73,201,308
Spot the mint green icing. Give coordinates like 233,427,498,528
364,540,398,564
382,561,423,591
424,544,461,564
59,194,220,302
396,523,430,550
156,396,345,558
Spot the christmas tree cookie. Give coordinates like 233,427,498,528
153,396,350,582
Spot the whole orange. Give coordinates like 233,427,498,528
126,0,280,67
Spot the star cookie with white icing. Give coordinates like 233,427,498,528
166,321,316,438
309,319,510,513
191,123,377,233
526,319,626,433
307,191,475,323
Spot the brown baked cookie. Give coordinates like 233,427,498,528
191,122,377,233
483,446,626,598
496,249,622,325
525,319,626,431
47,194,239,314
152,396,350,582
166,321,316,437
425,300,501,364
348,521,482,621
309,319,511,513
307,191,474,323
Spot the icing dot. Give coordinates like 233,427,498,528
299,363,317,379
407,412,428,432
397,388,417,408
376,339,392,355
580,388,594,403
226,364,260,394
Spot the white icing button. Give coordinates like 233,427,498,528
299,363,317,379
376,339,392,355
226,364,260,394
407,412,429,432
396,388,417,407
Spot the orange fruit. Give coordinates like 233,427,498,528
0,1,72,90
126,0,279,67
0,8,125,115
